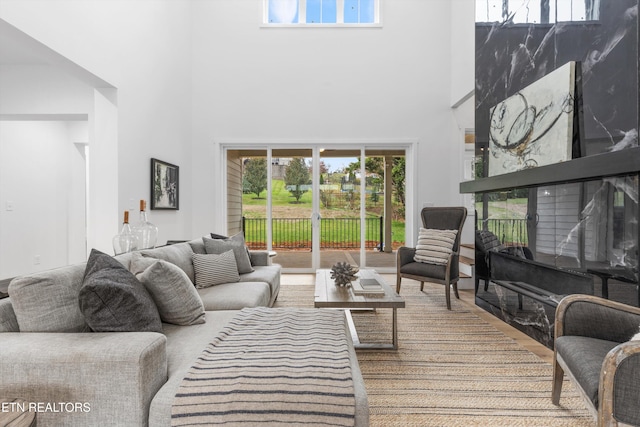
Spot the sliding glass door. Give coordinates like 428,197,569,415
227,144,406,272
272,148,313,270
318,149,363,268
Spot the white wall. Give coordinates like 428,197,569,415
0,121,86,277
0,65,93,115
452,96,476,244
0,0,194,249
191,0,470,239
0,0,477,262
449,0,476,244
449,0,475,106
0,64,92,278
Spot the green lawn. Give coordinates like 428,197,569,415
475,198,527,219
242,179,405,247
243,218,405,249
243,179,312,207
476,198,529,245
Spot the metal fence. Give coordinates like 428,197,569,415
477,218,529,246
242,216,384,250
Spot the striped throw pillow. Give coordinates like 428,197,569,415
414,228,458,265
192,250,240,289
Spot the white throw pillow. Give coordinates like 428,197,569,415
192,250,240,288
631,329,640,341
414,228,458,265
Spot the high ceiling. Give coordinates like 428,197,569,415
0,20,49,65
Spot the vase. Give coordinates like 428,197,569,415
132,199,158,249
112,210,139,255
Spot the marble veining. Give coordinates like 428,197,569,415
476,0,638,155
475,0,639,347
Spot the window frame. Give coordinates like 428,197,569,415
475,0,599,25
261,0,383,28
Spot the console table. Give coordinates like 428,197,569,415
587,266,639,303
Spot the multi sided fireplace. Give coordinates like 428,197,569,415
462,169,640,348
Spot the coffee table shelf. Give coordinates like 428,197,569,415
314,269,405,350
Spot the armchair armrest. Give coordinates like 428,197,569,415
599,340,640,426
0,332,167,426
555,294,640,343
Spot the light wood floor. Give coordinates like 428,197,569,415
281,273,554,364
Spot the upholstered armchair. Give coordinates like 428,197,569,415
396,207,467,310
552,294,640,426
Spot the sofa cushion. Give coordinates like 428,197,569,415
129,252,157,275
149,310,239,426
79,249,163,333
136,258,206,326
414,228,457,265
192,251,240,288
400,261,447,281
239,265,281,305
140,242,196,283
197,281,271,310
150,310,368,427
8,263,88,332
0,298,19,332
555,335,620,406
203,234,254,274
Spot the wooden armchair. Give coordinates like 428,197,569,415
396,207,467,310
552,294,640,426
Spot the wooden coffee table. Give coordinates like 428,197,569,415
314,269,405,350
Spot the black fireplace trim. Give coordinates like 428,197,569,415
459,147,640,194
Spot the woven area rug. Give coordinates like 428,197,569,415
274,283,594,426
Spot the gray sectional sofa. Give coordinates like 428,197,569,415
0,238,368,426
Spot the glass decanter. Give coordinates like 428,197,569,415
133,199,158,249
112,210,139,255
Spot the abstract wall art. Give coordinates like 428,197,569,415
488,61,576,177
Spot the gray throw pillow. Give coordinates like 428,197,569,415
136,259,206,326
192,251,240,288
8,263,89,332
129,252,157,275
139,242,196,283
79,249,163,333
203,233,254,274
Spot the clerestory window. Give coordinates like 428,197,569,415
265,0,380,26
476,0,600,24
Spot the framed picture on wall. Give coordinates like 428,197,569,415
151,158,179,210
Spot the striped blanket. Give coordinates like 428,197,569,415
171,307,355,426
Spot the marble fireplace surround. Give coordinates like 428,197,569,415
478,251,594,348
475,0,638,158
467,0,640,346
